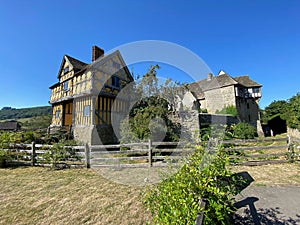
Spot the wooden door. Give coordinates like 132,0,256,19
63,101,73,126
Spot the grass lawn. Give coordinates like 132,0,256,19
0,167,151,225
231,162,300,186
1,163,299,224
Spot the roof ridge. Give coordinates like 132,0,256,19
64,54,88,66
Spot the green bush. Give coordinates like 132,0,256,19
200,124,232,141
216,105,238,117
199,108,208,113
231,122,257,139
43,140,80,169
0,150,11,168
144,145,240,224
0,132,11,168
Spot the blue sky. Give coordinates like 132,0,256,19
0,0,299,109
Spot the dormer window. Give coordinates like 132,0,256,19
64,67,69,74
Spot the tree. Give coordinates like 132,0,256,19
1,107,13,110
261,95,300,131
283,93,300,130
261,100,288,124
120,65,182,142
216,105,238,117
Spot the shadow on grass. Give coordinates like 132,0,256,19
1,161,32,169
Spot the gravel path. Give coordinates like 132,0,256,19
232,185,300,225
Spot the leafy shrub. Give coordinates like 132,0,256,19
43,140,80,169
119,117,139,145
231,122,257,139
0,132,12,168
200,124,232,141
0,132,11,146
144,145,240,224
216,105,238,117
199,108,208,113
0,150,11,168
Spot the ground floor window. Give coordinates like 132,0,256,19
55,109,61,118
83,105,91,117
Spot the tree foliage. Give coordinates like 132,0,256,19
120,65,182,142
231,122,257,139
216,105,238,117
0,106,51,120
283,93,300,130
261,94,300,131
261,100,288,124
20,115,52,131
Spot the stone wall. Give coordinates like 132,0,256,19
287,127,300,139
199,113,239,126
236,98,260,126
96,124,118,144
178,110,201,142
73,125,95,145
73,124,119,145
204,86,236,113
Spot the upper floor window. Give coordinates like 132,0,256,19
253,88,260,93
63,81,69,91
64,67,69,74
112,61,120,70
111,76,120,88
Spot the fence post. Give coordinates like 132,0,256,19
195,199,206,225
287,135,294,162
31,141,36,166
148,139,152,167
85,143,91,168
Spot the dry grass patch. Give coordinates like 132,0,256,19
230,162,300,186
0,167,151,225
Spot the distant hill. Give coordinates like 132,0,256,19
0,106,52,121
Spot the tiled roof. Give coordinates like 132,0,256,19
56,55,88,78
188,83,205,99
0,121,20,131
65,55,88,71
188,73,261,100
188,73,238,99
233,75,262,87
196,74,237,91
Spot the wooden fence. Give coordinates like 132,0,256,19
2,142,85,168
2,136,300,168
223,137,291,166
87,140,194,168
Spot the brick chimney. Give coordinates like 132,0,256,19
92,46,104,62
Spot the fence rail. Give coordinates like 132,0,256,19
1,136,299,168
